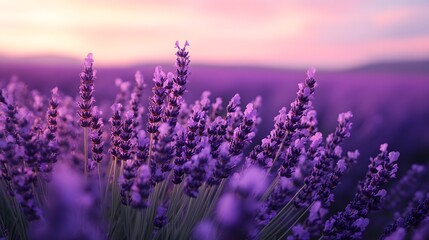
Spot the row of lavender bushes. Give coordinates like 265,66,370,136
0,42,428,240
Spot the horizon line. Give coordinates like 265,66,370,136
0,53,428,72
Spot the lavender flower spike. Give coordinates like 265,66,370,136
184,147,211,198
173,40,191,97
119,111,134,162
295,111,353,208
46,87,59,140
380,193,429,239
229,103,257,156
119,159,137,205
109,103,122,161
151,123,174,183
163,41,191,130
154,206,168,230
12,165,41,221
130,164,152,208
172,126,187,184
383,164,426,211
323,144,400,239
39,87,60,179
216,167,267,239
279,137,306,178
247,107,287,170
135,130,149,167
272,70,317,169
90,107,104,164
225,94,241,141
78,53,96,128
147,66,167,135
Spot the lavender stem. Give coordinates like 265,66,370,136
84,127,88,177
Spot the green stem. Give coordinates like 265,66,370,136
148,134,154,165
83,127,88,177
262,175,279,202
110,158,118,220
269,130,291,173
258,184,306,237
278,207,310,239
97,163,102,204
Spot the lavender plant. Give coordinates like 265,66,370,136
1,41,427,240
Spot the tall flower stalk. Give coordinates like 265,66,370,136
78,53,96,176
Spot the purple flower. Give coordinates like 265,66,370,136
216,193,241,226
247,107,287,169
323,144,399,239
193,221,217,240
225,94,241,141
314,157,352,208
296,111,353,208
90,108,104,164
118,111,134,162
151,123,174,183
46,87,59,139
19,114,40,172
135,130,149,167
172,126,187,184
291,201,329,239
253,74,317,173
288,224,310,240
153,206,168,229
173,101,209,184
164,67,188,129
172,40,191,97
307,67,316,79
147,66,167,135
78,53,96,128
206,117,228,185
280,137,306,178
184,147,211,198
235,166,268,197
308,132,322,150
216,166,267,239
229,103,257,156
383,164,426,211
130,164,152,208
38,87,60,178
84,53,94,67
207,116,227,159
109,103,122,160
119,159,137,205
257,176,296,227
11,166,41,221
381,193,429,239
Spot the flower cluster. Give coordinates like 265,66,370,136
1,42,427,240
323,144,399,239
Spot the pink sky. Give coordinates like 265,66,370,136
1,0,428,68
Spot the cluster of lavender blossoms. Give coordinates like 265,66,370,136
1,42,428,240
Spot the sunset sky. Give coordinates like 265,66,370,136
1,0,428,68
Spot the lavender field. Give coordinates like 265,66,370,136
1,42,429,240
